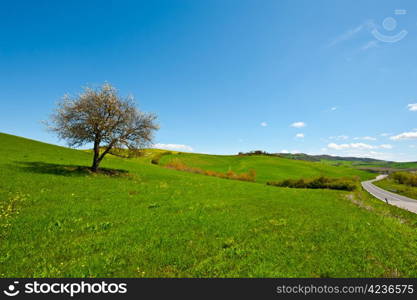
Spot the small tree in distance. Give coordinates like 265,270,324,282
48,83,158,172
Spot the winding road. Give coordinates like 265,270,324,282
361,175,417,214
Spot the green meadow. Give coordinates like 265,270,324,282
158,152,374,183
2,132,417,277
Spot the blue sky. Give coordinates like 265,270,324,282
1,0,417,161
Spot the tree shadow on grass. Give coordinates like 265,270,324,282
14,161,129,177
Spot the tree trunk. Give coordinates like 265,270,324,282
91,137,100,172
91,159,99,172
95,143,115,169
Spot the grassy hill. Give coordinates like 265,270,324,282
157,152,375,183
322,158,417,171
278,152,387,163
270,152,417,171
2,132,417,277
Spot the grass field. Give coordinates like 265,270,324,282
2,132,417,277
158,152,375,183
358,162,417,169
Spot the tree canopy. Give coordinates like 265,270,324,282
48,83,158,171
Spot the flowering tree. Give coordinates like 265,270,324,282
49,83,158,171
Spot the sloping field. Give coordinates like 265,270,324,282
1,133,417,277
158,152,375,183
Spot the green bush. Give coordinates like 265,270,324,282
109,148,144,158
391,172,417,187
267,176,357,191
151,151,172,165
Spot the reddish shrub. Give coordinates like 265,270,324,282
164,159,256,182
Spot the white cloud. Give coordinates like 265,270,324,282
260,122,268,127
327,142,392,150
329,135,349,141
328,143,367,150
390,131,417,141
330,107,337,111
153,143,194,152
290,121,306,128
353,136,377,141
295,133,305,139
380,133,391,137
280,149,300,154
407,103,417,111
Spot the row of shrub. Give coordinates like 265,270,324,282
267,176,358,191
391,171,417,187
151,151,173,165
109,148,144,158
165,159,256,182
238,150,272,156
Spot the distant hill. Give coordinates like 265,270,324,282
238,150,389,163
237,151,417,171
276,153,389,163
